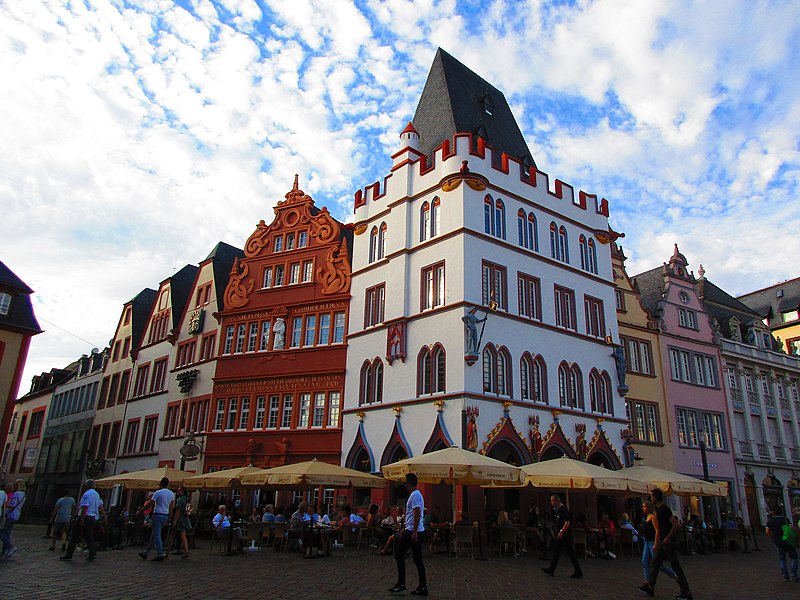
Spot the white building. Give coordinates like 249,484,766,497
341,49,629,506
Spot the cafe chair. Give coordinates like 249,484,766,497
243,522,263,553
618,528,638,556
272,522,287,552
452,526,474,558
208,527,221,554
572,527,588,558
499,527,519,557
358,524,375,550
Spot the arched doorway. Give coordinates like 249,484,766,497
539,445,566,462
486,441,526,512
762,473,784,515
587,452,615,469
349,447,372,473
487,440,524,467
743,472,761,527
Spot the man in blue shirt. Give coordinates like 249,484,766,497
139,477,175,561
49,490,76,551
60,480,104,562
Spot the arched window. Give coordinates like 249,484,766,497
601,371,613,415
432,344,446,393
484,196,493,235
418,347,432,395
360,358,384,405
420,202,430,242
369,227,378,263
569,364,583,410
517,210,526,248
520,353,533,400
494,199,505,239
482,346,497,393
588,239,597,274
550,222,558,259
417,346,445,395
558,226,569,263
589,369,601,412
497,347,511,396
558,362,569,406
431,197,441,238
527,213,538,251
377,223,387,260
579,235,589,271
533,355,547,403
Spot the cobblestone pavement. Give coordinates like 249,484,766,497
0,525,796,600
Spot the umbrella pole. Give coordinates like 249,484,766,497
475,486,487,561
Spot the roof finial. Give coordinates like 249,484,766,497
293,174,299,191
698,264,705,278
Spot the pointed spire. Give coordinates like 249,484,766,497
292,173,299,191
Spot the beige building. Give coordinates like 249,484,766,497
612,243,675,471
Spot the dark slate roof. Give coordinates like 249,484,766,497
19,364,76,401
412,48,535,168
0,260,42,335
169,264,200,330
696,278,768,345
738,276,800,319
207,241,244,311
129,287,157,350
630,266,665,315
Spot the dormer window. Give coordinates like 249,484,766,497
481,94,493,117
0,292,10,316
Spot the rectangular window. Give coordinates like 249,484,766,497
27,410,45,439
302,261,313,282
214,399,225,431
554,285,577,330
133,364,150,397
282,395,293,428
247,323,258,352
223,325,235,354
328,391,340,428
274,265,285,286
615,289,625,312
421,262,445,310
107,422,121,459
98,377,110,410
289,263,300,284
312,392,325,427
517,273,541,320
150,358,168,393
140,416,158,453
263,267,273,288
584,295,605,338
333,312,345,343
123,420,140,455
235,324,246,354
668,347,717,387
291,317,303,348
678,307,697,329
176,340,196,368
164,404,180,437
318,314,331,345
267,395,280,429
117,370,130,405
286,233,295,250
273,236,283,252
107,374,120,408
226,398,238,430
298,393,311,428
680,351,692,383
239,397,250,430
304,315,316,346
200,333,216,361
481,261,507,310
298,232,308,248
259,321,271,351
254,396,266,429
112,340,121,361
365,284,386,327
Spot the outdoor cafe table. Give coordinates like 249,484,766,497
429,522,452,553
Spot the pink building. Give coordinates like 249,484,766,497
633,246,737,518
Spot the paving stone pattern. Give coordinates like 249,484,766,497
0,525,796,600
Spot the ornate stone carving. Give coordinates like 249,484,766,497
244,219,271,258
318,239,351,295
224,257,254,309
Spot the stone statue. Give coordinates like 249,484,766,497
746,324,756,345
466,414,478,450
462,307,487,355
273,317,286,350
611,344,628,394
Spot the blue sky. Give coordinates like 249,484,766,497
2,0,799,387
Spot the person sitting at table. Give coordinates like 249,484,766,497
619,512,639,545
261,504,276,546
512,509,523,525
376,508,397,553
249,506,261,523
212,504,237,556
348,506,364,531
303,502,322,558
316,505,331,526
426,506,443,551
597,512,616,559
454,511,471,527
687,514,707,554
497,510,521,555
365,503,380,529
275,506,287,524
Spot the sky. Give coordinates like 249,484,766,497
2,0,799,392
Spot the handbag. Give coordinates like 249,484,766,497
782,523,798,547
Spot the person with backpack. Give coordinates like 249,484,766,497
765,506,799,582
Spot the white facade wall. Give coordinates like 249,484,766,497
343,134,627,469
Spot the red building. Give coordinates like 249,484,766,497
206,178,352,487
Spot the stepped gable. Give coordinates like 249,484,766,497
0,260,41,335
206,241,245,311
412,48,535,169
738,276,800,320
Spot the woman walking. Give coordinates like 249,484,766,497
640,500,676,582
1,480,27,558
167,486,192,559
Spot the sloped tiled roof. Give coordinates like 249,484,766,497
169,264,200,330
0,260,42,335
738,276,800,319
630,266,665,315
412,48,535,168
206,241,244,312
129,287,157,350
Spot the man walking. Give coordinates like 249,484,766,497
765,506,800,582
60,480,104,562
139,477,174,562
541,494,582,579
637,488,693,599
389,473,428,596
50,490,76,552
